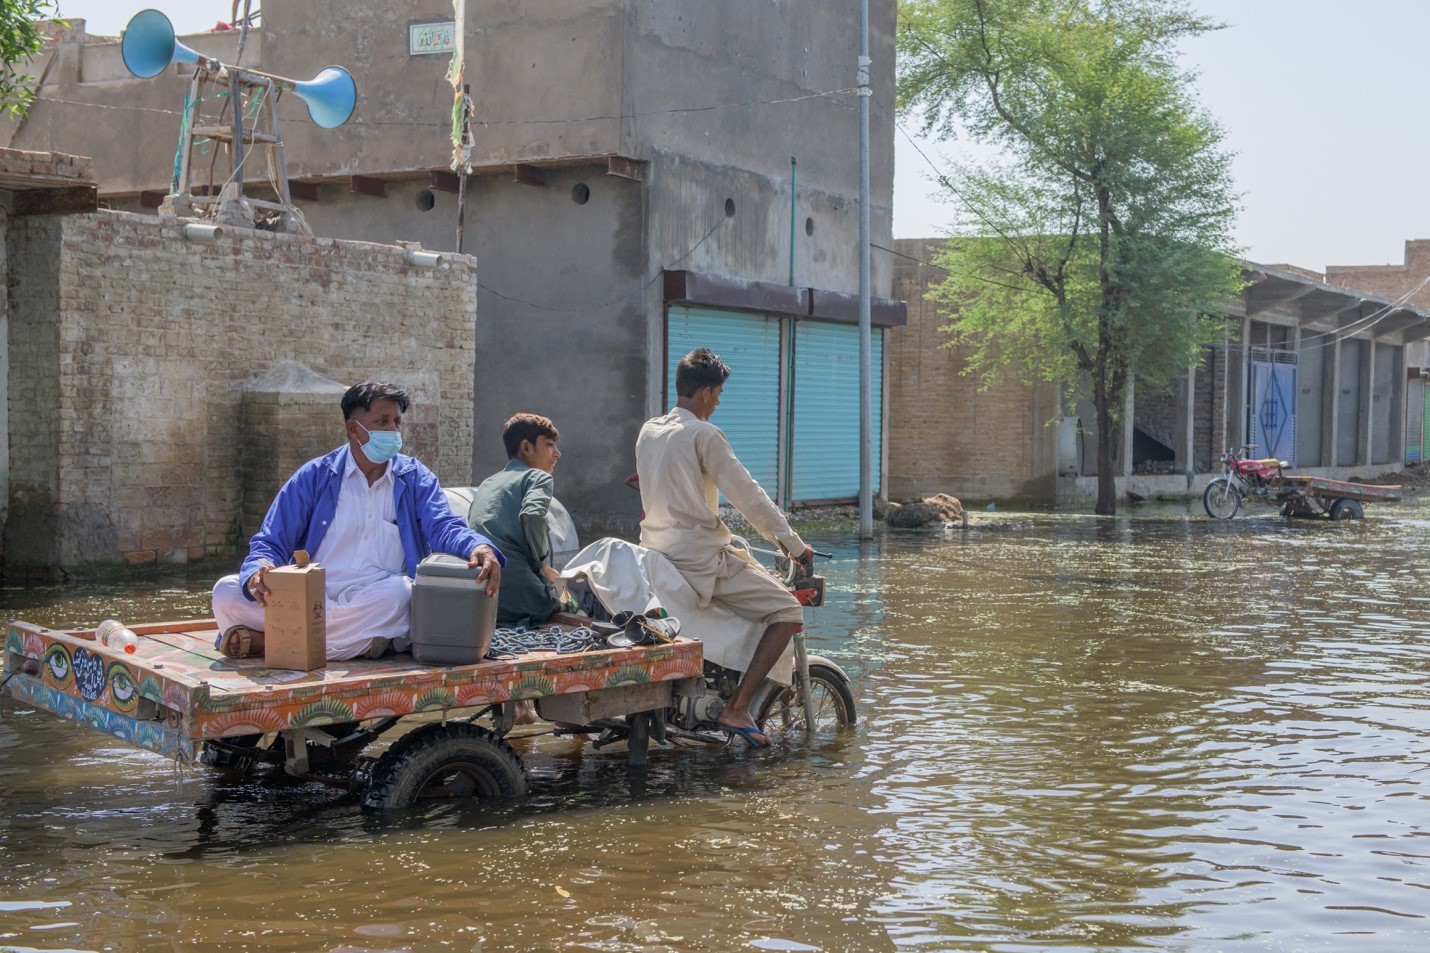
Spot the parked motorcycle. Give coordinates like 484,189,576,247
1203,444,1287,519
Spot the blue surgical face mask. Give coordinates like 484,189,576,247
353,420,403,464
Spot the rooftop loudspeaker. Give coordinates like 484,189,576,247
120,9,358,128
121,8,203,78
292,67,357,129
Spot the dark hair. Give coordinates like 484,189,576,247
674,348,731,398
341,381,411,419
503,412,560,458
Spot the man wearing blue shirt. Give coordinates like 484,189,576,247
211,380,503,661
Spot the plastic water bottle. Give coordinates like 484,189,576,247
96,619,139,654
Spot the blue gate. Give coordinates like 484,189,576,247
665,306,782,497
791,323,884,501
1249,348,1297,465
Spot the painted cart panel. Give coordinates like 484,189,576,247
1282,477,1403,503
3,618,704,763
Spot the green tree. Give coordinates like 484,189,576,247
898,0,1244,514
0,0,59,118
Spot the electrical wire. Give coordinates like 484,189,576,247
32,85,861,130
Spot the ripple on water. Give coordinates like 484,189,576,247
2,505,1428,950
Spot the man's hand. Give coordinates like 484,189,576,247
246,558,276,606
540,565,560,584
469,544,502,598
796,545,815,566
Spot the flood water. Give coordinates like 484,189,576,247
2,498,1428,952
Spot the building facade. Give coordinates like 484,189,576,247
4,205,478,576
1323,240,1430,462
889,239,1430,506
5,1,903,533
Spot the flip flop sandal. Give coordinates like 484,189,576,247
721,723,772,748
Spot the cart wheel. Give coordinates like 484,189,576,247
1203,479,1240,519
755,664,857,745
1329,498,1364,521
361,722,527,810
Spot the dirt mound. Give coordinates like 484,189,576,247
887,493,965,528
1352,465,1430,488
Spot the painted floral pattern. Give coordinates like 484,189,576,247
3,621,704,755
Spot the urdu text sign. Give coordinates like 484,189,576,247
410,22,456,57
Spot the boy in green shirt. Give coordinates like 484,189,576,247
468,413,564,627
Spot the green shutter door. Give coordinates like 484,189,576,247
1407,378,1424,464
791,322,883,502
665,306,781,496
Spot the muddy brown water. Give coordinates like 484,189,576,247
2,499,1427,952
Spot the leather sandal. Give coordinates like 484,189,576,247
219,625,265,659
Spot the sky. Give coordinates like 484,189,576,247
50,0,1430,273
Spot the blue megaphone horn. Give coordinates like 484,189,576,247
120,9,358,128
291,66,357,129
121,9,210,78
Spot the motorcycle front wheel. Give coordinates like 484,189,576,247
756,663,857,745
1203,478,1241,519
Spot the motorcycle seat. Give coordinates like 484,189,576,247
1255,458,1287,469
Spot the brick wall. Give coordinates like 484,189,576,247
888,238,1056,502
1326,239,1430,307
4,211,476,574
1193,344,1221,472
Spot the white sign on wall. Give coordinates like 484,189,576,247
410,21,456,56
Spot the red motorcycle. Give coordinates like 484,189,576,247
1203,444,1287,519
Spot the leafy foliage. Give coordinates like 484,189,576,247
898,0,1245,512
0,0,59,119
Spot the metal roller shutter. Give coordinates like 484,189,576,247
791,322,883,501
665,305,781,496
1410,378,1426,464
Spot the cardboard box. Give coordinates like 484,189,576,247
263,550,326,670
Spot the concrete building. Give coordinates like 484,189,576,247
1323,240,1430,462
0,147,99,571
4,1,903,533
4,202,479,577
889,238,1430,506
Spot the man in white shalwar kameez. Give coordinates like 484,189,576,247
635,348,814,747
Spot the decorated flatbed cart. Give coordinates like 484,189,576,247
1,617,712,810
1202,446,1403,520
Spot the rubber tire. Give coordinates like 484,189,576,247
361,722,527,810
1329,498,1364,521
1203,479,1241,519
755,663,857,745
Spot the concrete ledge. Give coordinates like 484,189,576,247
1055,462,1410,506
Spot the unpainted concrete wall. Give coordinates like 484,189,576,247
464,166,649,526
4,0,895,218
3,211,476,575
3,2,899,535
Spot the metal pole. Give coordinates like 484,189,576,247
789,156,797,286
794,631,815,746
857,0,873,539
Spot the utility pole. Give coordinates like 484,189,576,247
857,0,873,539
457,83,470,254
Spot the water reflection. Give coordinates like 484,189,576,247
2,499,1428,950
